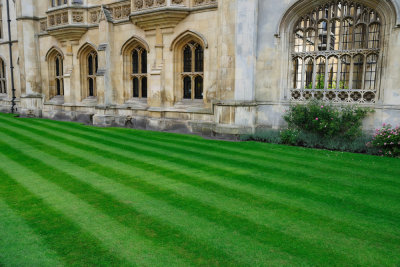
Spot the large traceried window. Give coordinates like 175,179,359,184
291,1,381,103
0,58,6,94
182,41,204,100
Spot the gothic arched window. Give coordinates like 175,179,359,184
182,41,204,100
55,55,64,96
87,51,98,97
131,47,148,98
291,1,381,103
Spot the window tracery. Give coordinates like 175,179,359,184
55,54,64,96
182,41,204,100
131,47,148,98
291,1,381,103
87,51,98,97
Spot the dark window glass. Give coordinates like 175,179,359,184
88,55,93,75
132,50,139,74
133,77,139,97
89,78,94,96
56,79,61,95
95,54,98,73
340,56,351,89
183,76,191,99
195,46,204,72
305,57,314,89
142,77,147,98
365,54,378,90
56,58,60,76
194,76,203,99
141,51,147,74
183,46,192,72
352,55,364,89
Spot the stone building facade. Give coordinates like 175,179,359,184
0,0,399,135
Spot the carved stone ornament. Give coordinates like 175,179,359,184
145,0,154,7
135,0,144,9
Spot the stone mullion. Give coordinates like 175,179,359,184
349,55,354,90
138,49,142,98
336,55,342,90
312,56,317,90
324,56,329,90
191,46,195,100
361,54,366,90
301,56,305,89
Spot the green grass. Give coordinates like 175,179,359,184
0,113,399,267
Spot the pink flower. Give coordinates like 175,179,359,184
316,118,319,121
321,106,324,109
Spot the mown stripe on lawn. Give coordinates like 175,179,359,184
0,130,306,266
0,169,126,267
2,117,400,242
33,116,400,181
4,116,399,226
0,136,247,266
24,117,400,214
0,120,400,266
32,118,400,199
18,118,400,240
0,150,190,267
0,199,64,267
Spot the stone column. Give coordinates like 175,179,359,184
93,7,115,126
62,42,76,105
234,0,258,102
15,0,43,116
96,8,114,107
148,27,164,108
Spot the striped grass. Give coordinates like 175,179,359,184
0,113,399,266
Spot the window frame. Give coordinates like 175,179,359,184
182,41,204,100
290,1,382,103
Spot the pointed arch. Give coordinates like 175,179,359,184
77,42,97,59
170,30,208,51
46,47,64,99
121,35,149,101
276,0,398,37
78,42,98,100
172,31,206,101
120,35,150,55
45,46,64,62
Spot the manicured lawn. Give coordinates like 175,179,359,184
0,113,399,266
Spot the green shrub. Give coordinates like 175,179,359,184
369,124,400,157
283,100,372,140
241,100,376,155
280,129,299,145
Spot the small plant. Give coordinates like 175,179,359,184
280,129,300,145
369,124,400,157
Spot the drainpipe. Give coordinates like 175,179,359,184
6,0,16,114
